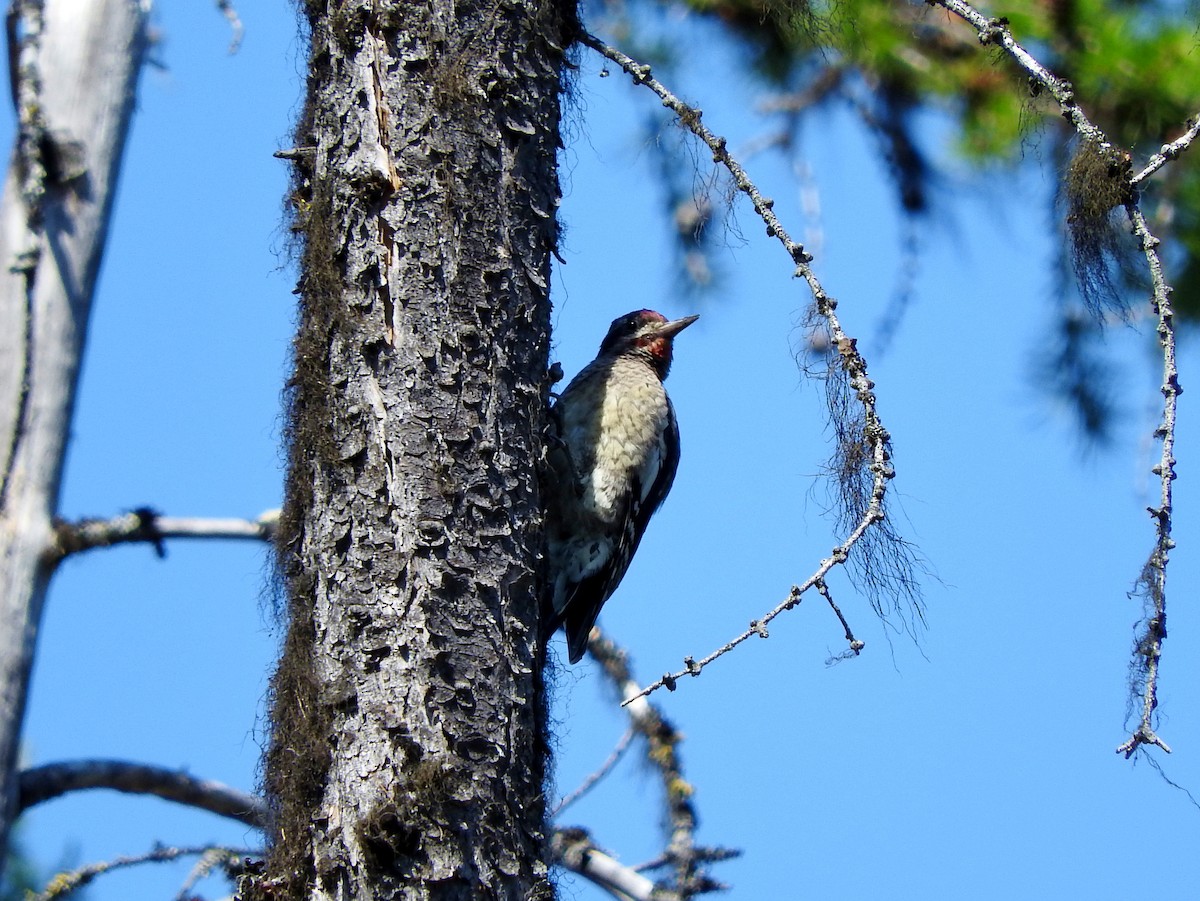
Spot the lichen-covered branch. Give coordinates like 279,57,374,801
1117,204,1178,759
11,0,48,251
176,846,251,901
583,629,737,898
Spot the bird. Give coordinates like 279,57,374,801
543,309,698,663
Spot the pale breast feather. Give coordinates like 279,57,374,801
560,355,669,524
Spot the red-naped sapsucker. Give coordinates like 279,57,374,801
544,309,698,663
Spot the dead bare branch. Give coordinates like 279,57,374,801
51,507,279,559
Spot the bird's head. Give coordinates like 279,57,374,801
598,309,699,378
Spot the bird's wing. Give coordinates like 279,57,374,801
636,397,680,529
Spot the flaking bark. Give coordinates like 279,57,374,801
252,2,577,899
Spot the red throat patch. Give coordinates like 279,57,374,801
637,335,672,362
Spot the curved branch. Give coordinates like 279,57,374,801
18,759,268,828
582,31,914,700
215,0,243,54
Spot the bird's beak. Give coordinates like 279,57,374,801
655,314,699,340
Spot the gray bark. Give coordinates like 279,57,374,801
254,1,574,899
0,0,147,867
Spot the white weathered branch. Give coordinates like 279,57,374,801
51,507,279,558
0,0,149,868
552,829,658,901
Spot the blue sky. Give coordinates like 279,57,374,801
13,2,1200,899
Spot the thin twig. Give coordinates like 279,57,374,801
32,845,257,901
553,727,636,817
815,578,864,664
175,846,246,901
215,0,243,54
1116,204,1178,759
756,65,845,115
632,574,858,701
1131,114,1200,186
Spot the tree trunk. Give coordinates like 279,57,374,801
0,0,147,868
254,1,575,899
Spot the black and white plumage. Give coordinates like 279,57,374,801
544,309,698,663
